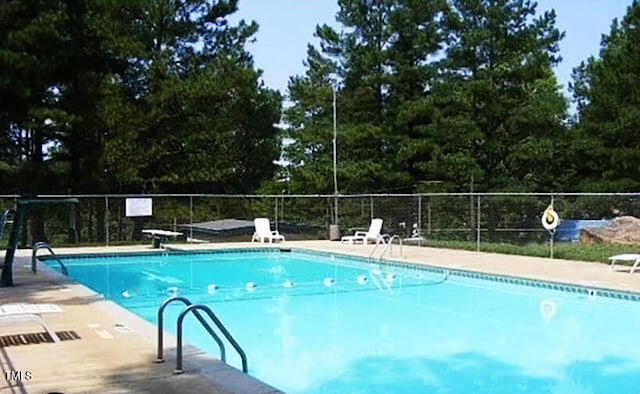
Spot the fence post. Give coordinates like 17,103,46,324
369,196,374,220
427,196,431,235
417,195,423,246
105,196,109,247
189,196,193,241
476,194,481,252
274,196,278,231
417,195,422,231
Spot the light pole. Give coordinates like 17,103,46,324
329,86,340,240
332,86,338,226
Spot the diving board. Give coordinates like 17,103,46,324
142,229,182,248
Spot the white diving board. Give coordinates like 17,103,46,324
142,229,183,248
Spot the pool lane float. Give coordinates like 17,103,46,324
323,277,335,288
541,204,560,231
166,286,179,297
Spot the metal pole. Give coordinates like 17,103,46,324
189,196,193,241
105,196,109,247
332,87,339,225
476,195,481,252
417,196,422,246
549,195,555,259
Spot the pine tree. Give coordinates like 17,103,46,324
571,1,640,191
434,0,569,191
285,0,448,193
100,0,282,193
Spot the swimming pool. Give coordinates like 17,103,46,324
46,248,640,393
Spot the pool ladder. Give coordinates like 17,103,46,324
369,235,403,262
32,242,68,276
156,296,248,374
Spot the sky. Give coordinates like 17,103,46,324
231,0,634,96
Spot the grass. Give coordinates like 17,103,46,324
426,240,639,265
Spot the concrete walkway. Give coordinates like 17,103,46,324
2,241,639,393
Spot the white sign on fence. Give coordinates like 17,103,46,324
125,198,153,217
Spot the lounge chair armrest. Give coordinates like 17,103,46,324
354,231,367,237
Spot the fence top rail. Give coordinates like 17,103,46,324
1,192,640,199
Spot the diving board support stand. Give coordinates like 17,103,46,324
142,229,182,248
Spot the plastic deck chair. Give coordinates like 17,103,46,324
0,303,62,342
251,218,285,243
341,218,386,245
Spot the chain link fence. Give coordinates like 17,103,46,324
1,193,639,249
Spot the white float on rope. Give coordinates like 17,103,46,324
323,277,335,287
166,286,179,297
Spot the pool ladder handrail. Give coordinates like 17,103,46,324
369,234,403,262
31,242,68,276
156,296,248,374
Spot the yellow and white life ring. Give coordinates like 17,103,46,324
541,205,560,231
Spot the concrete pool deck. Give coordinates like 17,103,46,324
2,241,640,393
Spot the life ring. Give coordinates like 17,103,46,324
541,205,559,231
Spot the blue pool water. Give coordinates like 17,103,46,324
47,249,640,393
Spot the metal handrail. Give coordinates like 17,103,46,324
175,304,248,374
31,242,68,276
156,296,226,364
369,235,403,262
368,235,389,261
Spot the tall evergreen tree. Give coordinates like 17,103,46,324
439,0,570,191
571,1,640,191
100,0,281,193
284,0,447,193
1,0,282,195
0,0,70,193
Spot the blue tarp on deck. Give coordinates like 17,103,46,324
553,219,610,242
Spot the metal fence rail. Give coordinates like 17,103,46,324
1,193,638,250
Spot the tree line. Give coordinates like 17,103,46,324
2,0,639,197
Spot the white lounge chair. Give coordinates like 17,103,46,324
341,218,386,245
251,218,285,243
0,303,62,342
609,254,640,273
